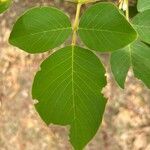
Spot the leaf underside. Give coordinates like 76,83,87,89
111,40,150,89
132,10,150,45
78,2,137,52
32,46,107,150
9,7,72,53
137,0,150,12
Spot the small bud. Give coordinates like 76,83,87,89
119,0,123,10
122,0,127,11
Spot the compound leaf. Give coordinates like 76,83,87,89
132,10,150,44
111,40,150,89
0,0,11,13
32,46,107,150
78,2,137,52
9,7,72,53
137,0,150,12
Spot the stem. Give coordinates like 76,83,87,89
125,0,129,21
119,0,123,9
72,3,82,46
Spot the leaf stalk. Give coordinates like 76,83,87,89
125,0,129,21
72,3,82,46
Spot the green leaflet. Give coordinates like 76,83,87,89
132,10,150,45
137,0,150,12
9,7,72,53
78,2,137,52
0,0,11,13
111,40,150,89
110,46,130,88
32,46,107,150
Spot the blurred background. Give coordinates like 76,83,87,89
0,0,150,150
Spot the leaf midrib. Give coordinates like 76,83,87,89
71,46,77,141
128,45,133,69
79,27,133,35
11,27,72,39
133,25,150,28
127,44,145,73
71,46,76,121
